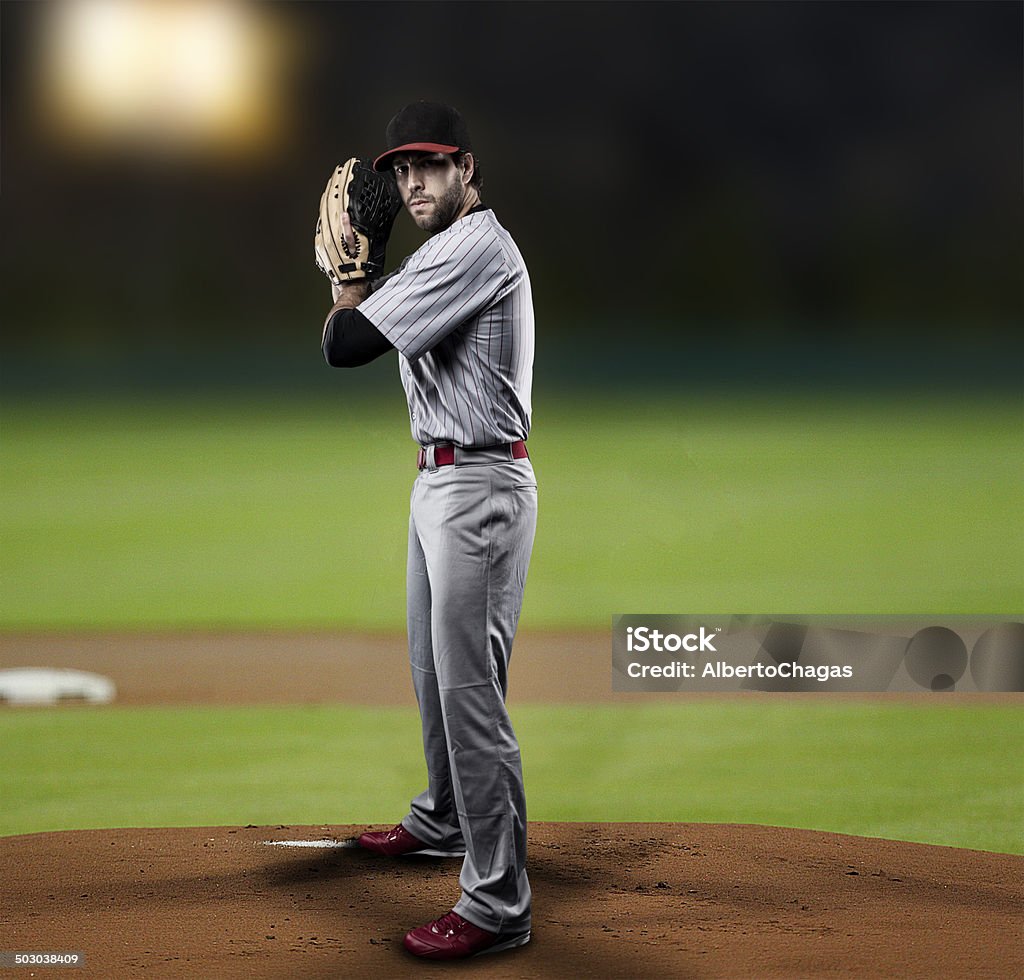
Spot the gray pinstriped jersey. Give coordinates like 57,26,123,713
358,209,534,449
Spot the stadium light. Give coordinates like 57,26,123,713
37,0,290,156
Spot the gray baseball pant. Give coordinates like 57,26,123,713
400,446,537,936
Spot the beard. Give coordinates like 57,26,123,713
410,176,465,234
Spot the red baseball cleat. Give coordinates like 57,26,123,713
357,823,464,858
403,909,530,959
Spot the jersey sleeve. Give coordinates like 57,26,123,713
357,220,517,362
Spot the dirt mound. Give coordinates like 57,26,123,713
3,822,1019,978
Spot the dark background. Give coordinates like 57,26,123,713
1,0,1021,393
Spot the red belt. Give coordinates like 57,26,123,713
417,441,529,470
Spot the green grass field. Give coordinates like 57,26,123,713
2,701,1021,853
1,390,1021,850
2,391,1021,628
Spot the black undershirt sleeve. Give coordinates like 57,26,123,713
322,308,394,367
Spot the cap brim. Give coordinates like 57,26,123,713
372,142,461,171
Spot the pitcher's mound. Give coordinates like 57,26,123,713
2,822,1020,978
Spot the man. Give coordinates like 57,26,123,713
320,101,537,960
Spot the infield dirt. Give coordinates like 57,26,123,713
1,631,1021,978
3,822,1021,978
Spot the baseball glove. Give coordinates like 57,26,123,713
314,158,402,285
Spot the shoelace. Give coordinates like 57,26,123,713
430,911,468,937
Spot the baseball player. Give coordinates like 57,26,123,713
315,101,537,960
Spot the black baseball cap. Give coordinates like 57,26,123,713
372,101,473,172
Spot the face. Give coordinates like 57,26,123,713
391,152,471,234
